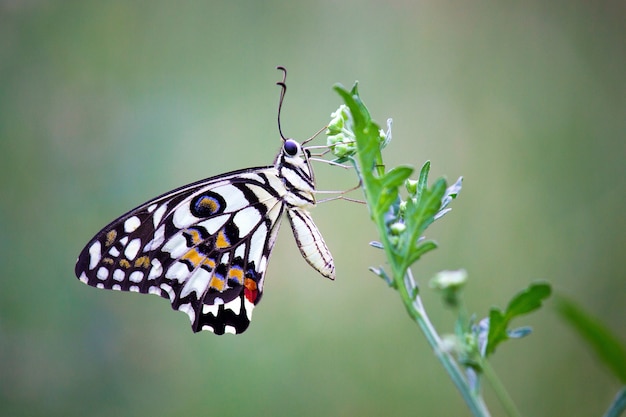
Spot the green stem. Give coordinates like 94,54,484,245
481,358,523,417
400,270,492,417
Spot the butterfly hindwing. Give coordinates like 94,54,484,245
75,167,287,334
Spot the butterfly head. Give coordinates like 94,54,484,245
275,137,313,177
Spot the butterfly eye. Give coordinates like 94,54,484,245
283,139,299,156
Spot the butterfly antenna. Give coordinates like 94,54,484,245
276,66,288,142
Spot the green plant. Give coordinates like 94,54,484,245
326,82,552,417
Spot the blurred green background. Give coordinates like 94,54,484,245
1,1,624,416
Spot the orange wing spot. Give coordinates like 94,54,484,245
105,230,117,247
186,228,203,245
182,248,203,268
227,267,244,284
215,230,230,249
209,275,226,291
244,278,257,291
202,258,216,270
244,278,258,303
197,196,219,214
119,259,131,269
134,256,151,268
103,257,115,265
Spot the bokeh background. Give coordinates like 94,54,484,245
1,1,624,416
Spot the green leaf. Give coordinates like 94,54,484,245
333,84,368,127
403,177,447,236
381,165,414,190
555,296,626,383
506,281,552,317
420,178,448,222
485,281,552,356
406,240,438,266
486,309,508,356
416,160,431,197
348,83,372,123
377,188,400,217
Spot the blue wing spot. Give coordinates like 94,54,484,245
190,192,226,218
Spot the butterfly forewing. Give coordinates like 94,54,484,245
75,167,291,335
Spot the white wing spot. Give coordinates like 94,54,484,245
124,238,141,260
261,173,287,198
148,258,163,280
147,203,158,213
224,325,237,335
224,296,242,315
232,206,262,237
144,224,165,251
96,267,109,280
221,252,230,265
112,269,125,282
88,241,102,270
129,285,140,292
112,284,121,291
109,246,120,257
178,303,196,323
162,234,189,258
248,183,280,204
129,270,144,283
79,272,88,284
172,205,195,229
202,303,219,317
211,184,247,212
96,283,105,289
197,214,229,235
237,173,264,182
124,216,141,233
165,261,189,283
153,204,167,227
160,283,175,302
234,243,246,259
180,268,211,299
249,224,267,266
243,297,255,321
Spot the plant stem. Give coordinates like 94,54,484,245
481,358,523,417
400,269,492,417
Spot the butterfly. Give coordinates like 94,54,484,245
75,67,334,335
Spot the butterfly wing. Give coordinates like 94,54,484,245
75,166,288,334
